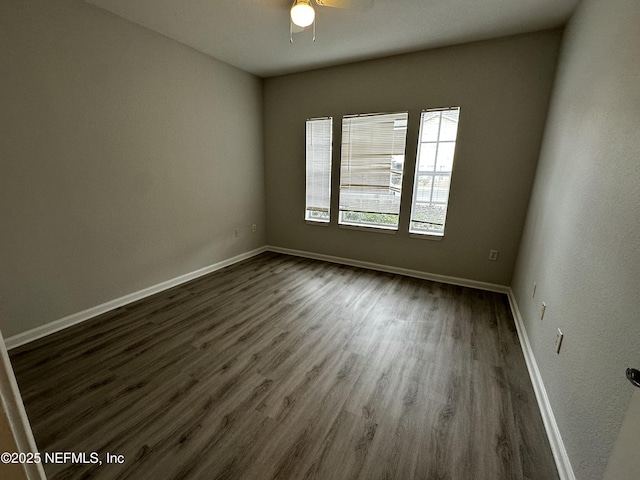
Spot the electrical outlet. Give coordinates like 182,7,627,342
540,302,547,320
532,282,537,298
555,329,564,354
489,250,499,261
252,224,257,233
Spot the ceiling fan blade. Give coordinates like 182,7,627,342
315,0,374,10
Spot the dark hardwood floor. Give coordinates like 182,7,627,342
9,252,559,480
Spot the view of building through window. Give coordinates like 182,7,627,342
410,107,460,235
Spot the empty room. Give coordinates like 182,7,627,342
1,0,638,479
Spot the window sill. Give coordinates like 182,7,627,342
338,223,397,235
305,220,330,226
409,233,444,241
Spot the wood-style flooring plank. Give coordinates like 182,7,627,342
9,252,560,480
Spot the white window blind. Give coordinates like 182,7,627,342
305,117,333,222
339,112,408,229
410,107,460,235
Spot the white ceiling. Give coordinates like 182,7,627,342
85,0,580,77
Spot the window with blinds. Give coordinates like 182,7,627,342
410,107,460,236
305,117,333,222
338,112,408,230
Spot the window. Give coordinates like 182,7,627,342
410,107,460,236
305,117,333,222
338,112,409,230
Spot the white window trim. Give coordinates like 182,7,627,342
338,111,409,231
339,224,397,235
409,107,460,236
305,116,333,224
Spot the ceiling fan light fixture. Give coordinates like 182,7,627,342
290,0,315,28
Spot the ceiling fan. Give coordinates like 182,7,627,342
289,0,374,42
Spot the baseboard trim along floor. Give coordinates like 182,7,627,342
267,246,510,295
507,289,575,480
10,252,560,479
4,247,267,350
5,245,574,479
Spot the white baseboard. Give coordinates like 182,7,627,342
4,243,572,478
506,288,575,480
266,245,510,294
4,245,571,479
5,247,267,350
5,245,508,350
0,332,46,479
268,246,573,479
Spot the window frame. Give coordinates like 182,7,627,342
409,107,461,238
337,111,409,231
304,116,333,224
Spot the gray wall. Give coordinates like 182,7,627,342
264,30,562,286
0,0,266,337
511,0,640,478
